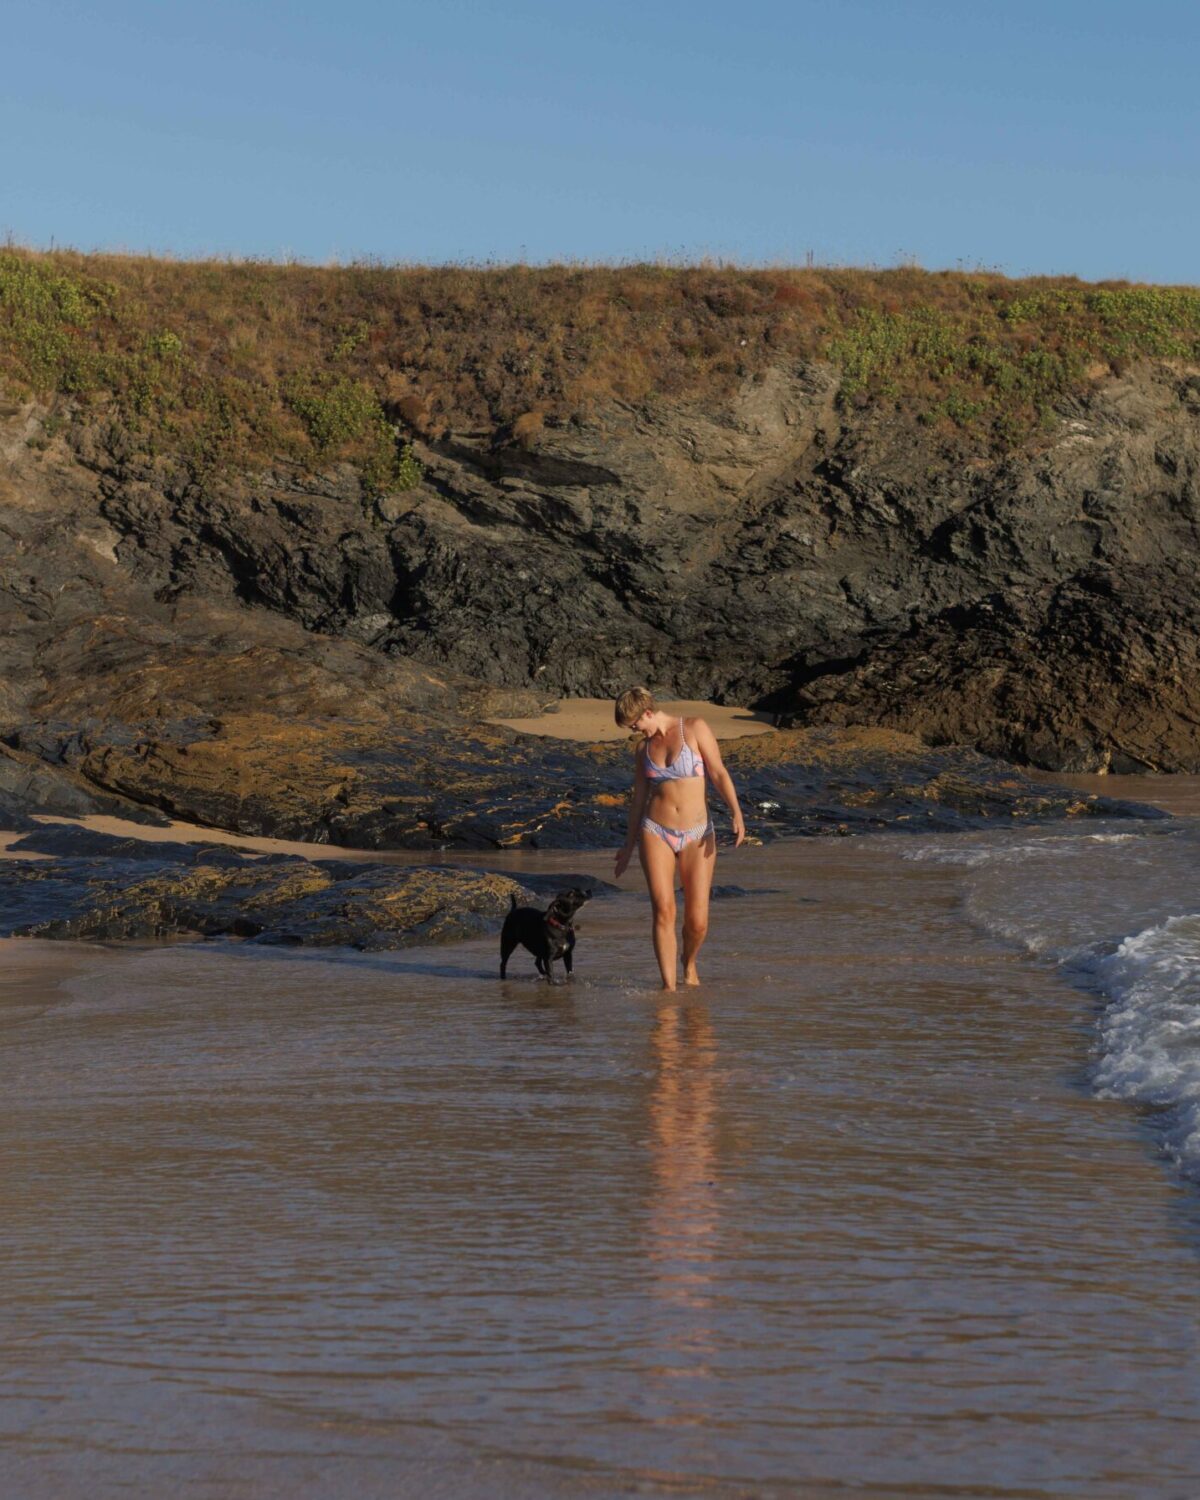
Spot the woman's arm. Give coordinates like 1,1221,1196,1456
693,718,746,847
614,752,649,877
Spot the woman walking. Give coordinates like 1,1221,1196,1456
613,688,746,991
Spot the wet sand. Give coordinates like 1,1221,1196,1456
5,820,1200,1498
1032,769,1200,819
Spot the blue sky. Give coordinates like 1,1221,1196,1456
5,0,1197,281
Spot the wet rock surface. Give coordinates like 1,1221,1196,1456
5,710,622,847
0,824,612,949
0,747,1155,950
0,735,1163,954
717,726,1166,836
0,735,1160,951
2,719,1161,854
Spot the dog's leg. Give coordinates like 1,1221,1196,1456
500,932,518,979
563,934,576,977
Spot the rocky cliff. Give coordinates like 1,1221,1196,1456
14,353,1195,778
2,295,1200,870
1,366,1169,849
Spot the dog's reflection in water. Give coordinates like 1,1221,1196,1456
499,887,592,982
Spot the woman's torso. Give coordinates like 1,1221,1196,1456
643,717,708,828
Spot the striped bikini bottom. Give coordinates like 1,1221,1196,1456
641,815,714,854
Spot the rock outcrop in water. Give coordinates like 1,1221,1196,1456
0,769,1161,949
0,824,615,949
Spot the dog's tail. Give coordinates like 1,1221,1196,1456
509,893,519,910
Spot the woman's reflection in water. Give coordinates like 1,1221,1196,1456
647,999,720,1413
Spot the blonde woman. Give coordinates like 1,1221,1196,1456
613,688,746,991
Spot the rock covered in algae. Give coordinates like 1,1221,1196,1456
0,835,529,950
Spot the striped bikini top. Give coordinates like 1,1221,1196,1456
643,718,706,782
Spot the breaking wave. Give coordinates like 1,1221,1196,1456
904,819,1200,1177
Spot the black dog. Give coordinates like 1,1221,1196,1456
500,887,591,981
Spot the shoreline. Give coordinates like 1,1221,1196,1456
0,711,1187,953
4,765,1193,872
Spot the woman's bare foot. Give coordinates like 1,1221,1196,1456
683,966,701,987
661,979,677,992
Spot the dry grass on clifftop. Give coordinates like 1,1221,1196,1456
4,250,1200,490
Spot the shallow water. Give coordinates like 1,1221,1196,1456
6,798,1200,1497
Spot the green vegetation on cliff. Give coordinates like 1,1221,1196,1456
3,249,1200,486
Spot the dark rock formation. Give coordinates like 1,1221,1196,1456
783,569,1200,773
3,356,1185,973
0,743,170,827
4,710,626,847
717,725,1166,836
29,362,1195,773
1,715,1159,854
0,825,604,949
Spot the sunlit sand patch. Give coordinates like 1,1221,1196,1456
13,814,376,860
491,696,774,743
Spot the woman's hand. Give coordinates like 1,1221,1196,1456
614,842,635,879
693,720,747,851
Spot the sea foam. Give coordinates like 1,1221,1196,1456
905,821,1200,1177
1089,914,1200,1172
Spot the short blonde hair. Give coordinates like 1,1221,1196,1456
614,685,655,729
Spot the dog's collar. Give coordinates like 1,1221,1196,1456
545,913,566,929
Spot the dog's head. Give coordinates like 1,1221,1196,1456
546,887,592,927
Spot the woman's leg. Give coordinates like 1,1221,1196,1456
639,826,679,991
678,827,717,986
